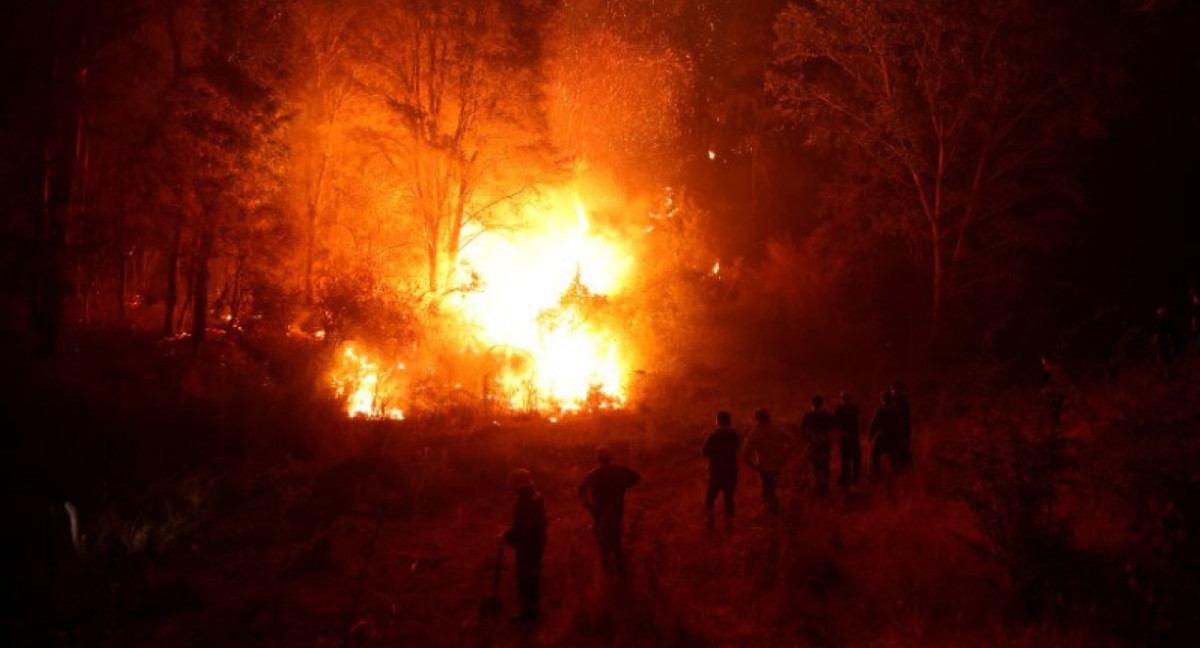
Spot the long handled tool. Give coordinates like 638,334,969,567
479,542,504,618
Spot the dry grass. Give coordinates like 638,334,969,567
5,336,1200,647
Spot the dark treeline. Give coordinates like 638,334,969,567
3,4,1200,646
0,0,1196,370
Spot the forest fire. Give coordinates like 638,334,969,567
327,189,635,418
450,190,634,412
8,0,1200,645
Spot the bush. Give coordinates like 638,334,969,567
947,404,1078,621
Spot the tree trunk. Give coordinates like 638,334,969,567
427,232,439,294
177,257,193,334
31,13,86,356
445,182,468,290
177,289,191,333
749,138,759,221
305,200,316,305
930,223,943,344
230,253,244,326
162,220,182,336
32,143,68,356
72,65,90,328
80,263,90,327
117,242,126,325
192,230,214,351
304,142,328,306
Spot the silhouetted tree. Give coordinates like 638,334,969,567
354,0,555,296
288,0,357,306
770,0,1106,343
135,0,290,343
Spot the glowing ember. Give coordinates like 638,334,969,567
712,260,720,275
451,189,634,411
707,149,716,160
331,345,405,420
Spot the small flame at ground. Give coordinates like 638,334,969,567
331,345,405,420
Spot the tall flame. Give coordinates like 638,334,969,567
327,188,636,418
451,190,633,411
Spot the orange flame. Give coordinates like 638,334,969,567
327,188,636,417
331,344,405,420
451,189,633,411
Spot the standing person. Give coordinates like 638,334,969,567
502,468,546,624
702,410,740,530
868,391,900,482
834,392,861,488
1186,287,1200,358
578,447,640,577
1039,356,1065,430
799,395,837,496
742,409,790,514
1154,307,1180,377
891,381,913,470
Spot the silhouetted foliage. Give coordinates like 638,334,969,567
770,0,1113,348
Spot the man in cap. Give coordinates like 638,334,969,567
502,468,546,623
578,446,641,576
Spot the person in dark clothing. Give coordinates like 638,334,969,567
578,447,640,576
1154,307,1180,376
799,394,837,496
742,409,790,514
702,410,740,529
1188,287,1200,357
1039,356,1057,390
869,391,901,482
502,468,546,623
890,381,913,470
834,392,861,488
1039,356,1065,430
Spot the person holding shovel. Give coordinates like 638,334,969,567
501,468,546,624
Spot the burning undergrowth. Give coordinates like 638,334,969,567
322,182,703,421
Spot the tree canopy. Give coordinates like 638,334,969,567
769,0,1109,341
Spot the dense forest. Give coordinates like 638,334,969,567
2,0,1199,646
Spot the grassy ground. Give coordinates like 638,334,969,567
4,332,1198,647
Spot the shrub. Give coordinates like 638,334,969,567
948,404,1078,621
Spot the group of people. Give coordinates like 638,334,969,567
1152,287,1200,373
707,382,913,525
496,382,913,624
499,445,641,624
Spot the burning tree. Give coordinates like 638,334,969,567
353,0,555,297
287,0,358,307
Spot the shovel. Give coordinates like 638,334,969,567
479,542,504,618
